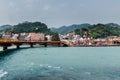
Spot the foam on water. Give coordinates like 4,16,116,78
0,69,8,78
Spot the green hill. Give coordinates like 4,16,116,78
75,23,120,39
10,21,49,33
3,21,56,35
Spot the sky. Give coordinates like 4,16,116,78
0,0,120,28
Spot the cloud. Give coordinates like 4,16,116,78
0,0,120,27
9,2,15,7
43,5,51,11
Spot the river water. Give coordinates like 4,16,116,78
0,47,120,80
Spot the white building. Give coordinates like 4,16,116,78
46,35,52,41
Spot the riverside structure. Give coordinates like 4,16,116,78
1,38,120,51
0,39,70,51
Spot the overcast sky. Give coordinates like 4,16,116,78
0,0,120,27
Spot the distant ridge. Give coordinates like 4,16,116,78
0,23,120,34
106,23,120,27
51,23,120,34
51,23,91,34
0,25,13,33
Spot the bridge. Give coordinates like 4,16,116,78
0,39,69,51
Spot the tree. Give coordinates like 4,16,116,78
75,29,80,35
51,33,60,41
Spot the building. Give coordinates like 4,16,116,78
46,35,52,41
2,32,13,39
12,34,19,40
27,33,45,41
19,33,29,40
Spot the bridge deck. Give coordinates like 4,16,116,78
0,40,69,50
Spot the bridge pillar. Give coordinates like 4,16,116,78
16,45,20,49
44,43,47,47
30,44,33,47
58,42,62,47
3,46,8,51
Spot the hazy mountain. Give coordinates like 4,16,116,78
105,23,120,27
51,23,91,34
0,25,13,33
51,23,120,34
0,23,120,34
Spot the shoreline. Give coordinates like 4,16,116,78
73,44,120,47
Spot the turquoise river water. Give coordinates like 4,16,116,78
0,46,120,80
